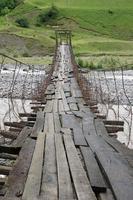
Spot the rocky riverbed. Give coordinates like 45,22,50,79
0,64,46,99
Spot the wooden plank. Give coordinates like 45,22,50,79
80,146,106,193
0,146,20,155
65,92,71,98
99,189,115,200
53,113,61,133
41,134,57,200
55,134,74,200
19,113,36,118
61,114,78,129
85,135,115,153
0,165,12,175
59,100,65,114
63,134,97,200
95,118,108,136
47,113,55,135
103,136,133,168
0,131,18,140
95,150,133,200
82,116,97,136
103,120,124,126
0,153,17,160
67,97,77,103
44,100,53,113
53,99,58,113
60,89,70,112
73,128,87,146
4,138,36,199
4,122,24,129
105,125,124,133
22,132,45,200
69,103,78,111
12,127,31,147
46,95,52,100
0,177,7,186
30,111,45,138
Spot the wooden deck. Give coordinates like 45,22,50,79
0,43,133,200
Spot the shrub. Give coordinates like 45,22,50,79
16,18,29,28
77,58,84,67
0,0,22,16
38,6,59,24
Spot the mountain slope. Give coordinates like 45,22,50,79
0,0,133,57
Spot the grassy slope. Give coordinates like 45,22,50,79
0,0,133,58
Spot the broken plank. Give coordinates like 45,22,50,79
64,134,97,200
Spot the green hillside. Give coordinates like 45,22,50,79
0,0,133,62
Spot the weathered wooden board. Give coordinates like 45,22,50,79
60,89,70,112
0,131,18,140
12,127,31,147
69,103,78,111
82,116,97,136
4,138,36,199
59,100,65,114
61,114,78,129
30,111,45,138
46,95,52,100
22,132,45,200
53,99,58,113
44,100,53,113
99,189,115,200
95,118,108,136
0,153,17,160
53,113,61,133
103,135,133,168
85,135,115,153
0,166,12,175
73,128,87,146
67,97,77,104
95,150,133,200
41,134,57,200
80,146,106,193
55,134,74,200
63,134,97,200
47,113,55,135
103,120,124,126
0,146,20,155
19,113,36,118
